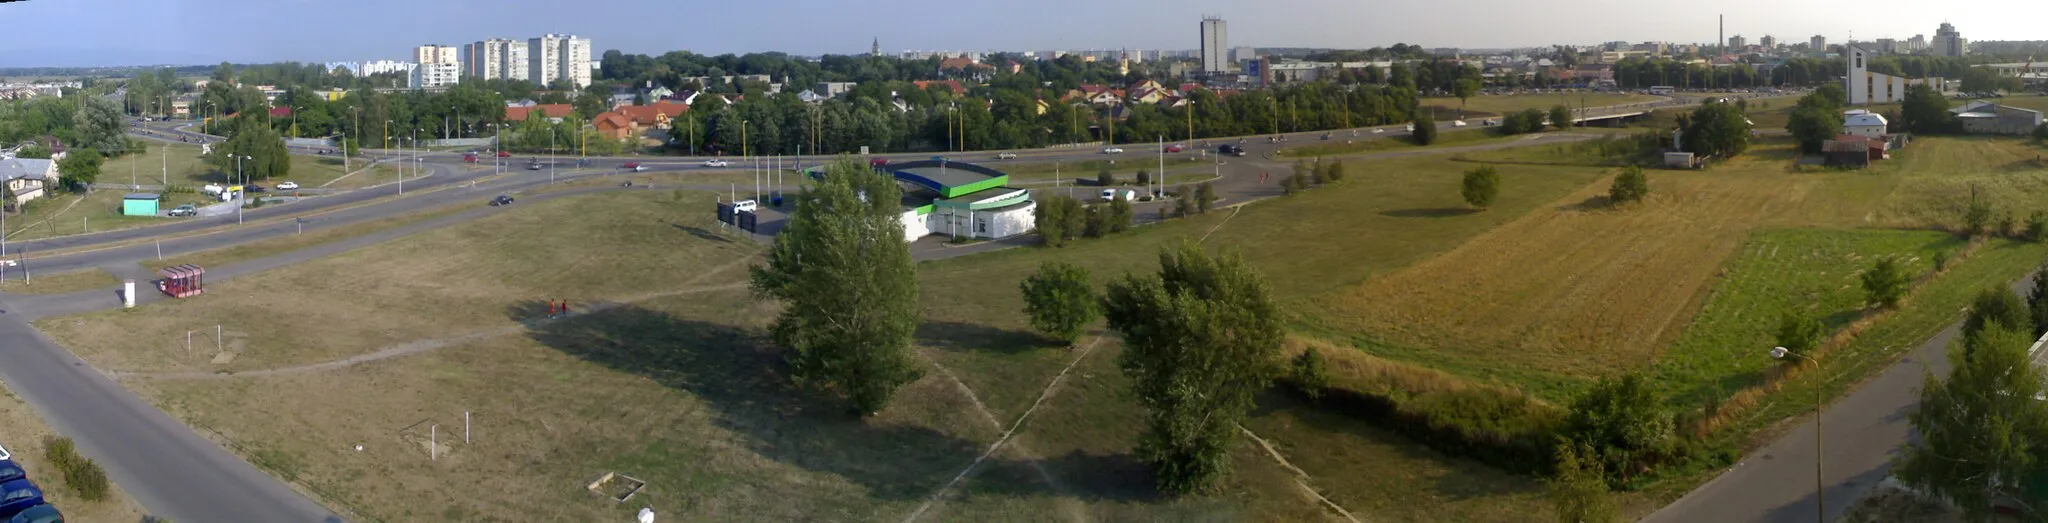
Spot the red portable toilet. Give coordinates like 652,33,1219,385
157,264,205,298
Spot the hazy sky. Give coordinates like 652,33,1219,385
0,0,2038,67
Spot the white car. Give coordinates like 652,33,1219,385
1404,124,1416,132
1101,147,1124,154
1453,120,1469,127
1100,189,1135,201
0,441,8,459
703,159,730,167
996,152,1018,160
1371,128,1385,134
733,199,758,212
276,181,300,191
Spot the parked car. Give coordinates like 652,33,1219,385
489,195,515,206
6,503,61,523
624,162,645,172
0,461,23,485
0,480,42,519
702,159,730,168
275,181,299,191
734,199,759,212
995,152,1018,160
1101,147,1124,154
168,204,198,217
1099,189,1136,201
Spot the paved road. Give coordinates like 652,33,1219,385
0,97,1704,521
1643,273,2040,523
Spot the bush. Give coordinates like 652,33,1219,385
1560,374,1680,487
1290,349,1331,401
1933,249,1951,272
66,458,108,502
1096,168,1115,187
1776,312,1826,356
1324,160,1346,182
1413,113,1438,145
1608,166,1647,205
1964,197,1994,236
43,436,76,472
1019,262,1099,342
1310,160,1328,185
1462,165,1500,208
1195,182,1216,213
1550,105,1575,131
1277,344,1564,474
1862,257,1911,309
1999,212,2018,238
2029,211,2048,242
1135,169,1152,187
1550,442,1620,523
1965,286,2028,340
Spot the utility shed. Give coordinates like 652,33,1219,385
122,193,161,216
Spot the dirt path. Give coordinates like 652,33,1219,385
1239,424,1363,523
903,335,1106,523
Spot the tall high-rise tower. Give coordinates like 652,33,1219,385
871,38,880,57
1199,16,1228,77
1932,22,1968,57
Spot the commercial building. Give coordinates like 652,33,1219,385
411,62,459,88
1199,16,1228,76
1759,35,1777,50
1932,23,1967,57
811,160,1037,242
1846,46,1941,104
1810,35,1827,54
1727,35,1747,50
526,34,592,88
1843,110,1888,138
414,45,458,65
1908,35,1927,53
360,60,416,76
324,61,359,75
1951,101,2045,135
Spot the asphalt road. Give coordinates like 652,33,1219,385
0,94,1740,521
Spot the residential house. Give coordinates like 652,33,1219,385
1951,101,2045,135
1570,64,1615,87
937,57,994,81
1823,134,1887,167
505,104,574,123
1843,111,1888,138
797,90,828,104
592,102,690,139
1128,87,1168,105
268,106,293,118
647,86,675,100
608,92,638,110
912,79,967,97
814,82,857,98
0,158,59,206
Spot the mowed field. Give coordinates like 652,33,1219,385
102,143,396,190
1420,92,1663,118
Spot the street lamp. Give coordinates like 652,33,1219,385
233,154,252,224
1769,346,1825,523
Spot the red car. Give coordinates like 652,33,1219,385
1165,144,1184,153
496,150,512,158
463,153,479,163
624,162,645,172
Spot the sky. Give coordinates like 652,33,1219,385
0,0,2040,68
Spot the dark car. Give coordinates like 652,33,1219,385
0,480,42,519
0,462,22,485
5,504,59,523
244,184,266,193
1217,144,1245,157
489,195,515,206
527,161,542,171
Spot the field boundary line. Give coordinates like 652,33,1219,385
1199,205,1244,244
903,335,1105,523
8,193,89,237
1238,424,1363,523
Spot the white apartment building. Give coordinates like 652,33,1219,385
411,62,460,88
360,60,417,76
463,38,528,81
414,45,458,65
526,34,591,88
1199,16,1228,75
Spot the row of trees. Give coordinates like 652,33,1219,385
0,96,130,156
1032,194,1134,247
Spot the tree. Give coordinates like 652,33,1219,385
1083,203,1108,238
1560,374,1675,487
1135,169,1151,187
1097,166,1115,187
1290,348,1330,401
71,98,128,155
2029,265,2048,337
1413,112,1437,145
1462,165,1500,208
1310,160,1328,185
1786,105,1844,154
1324,160,1346,182
1195,182,1217,213
1549,442,1620,523
1288,172,1309,192
1034,195,1075,247
1964,196,1994,236
1550,104,1574,131
1107,192,1134,233
1965,287,2029,343
1863,257,1911,309
1020,262,1099,343
210,117,291,181
750,158,923,415
1775,312,1826,357
1104,240,1284,495
1681,101,1753,158
1896,322,2048,521
1453,78,1481,116
55,147,102,193
2034,122,2048,142
12,145,50,159
1899,84,1955,134
1608,166,1647,205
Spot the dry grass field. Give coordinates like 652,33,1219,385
0,380,150,522
0,267,117,295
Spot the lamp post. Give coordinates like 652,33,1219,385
233,154,252,224
1769,345,1825,523
741,119,750,160
291,106,303,138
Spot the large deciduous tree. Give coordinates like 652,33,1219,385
1020,262,1098,343
210,117,291,181
1898,84,1955,134
55,147,102,192
70,98,129,155
1681,101,1752,158
1104,240,1283,495
1896,322,2048,521
1462,164,1500,208
750,157,923,415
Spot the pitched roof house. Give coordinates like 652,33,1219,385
505,104,574,123
0,158,60,205
592,102,690,139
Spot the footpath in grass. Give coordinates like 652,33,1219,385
1653,228,1964,407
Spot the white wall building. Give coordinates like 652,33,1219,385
462,39,528,81
1846,46,1938,105
414,45,458,65
360,60,416,76
526,34,592,88
1843,110,1888,138
411,62,460,88
1199,16,1228,75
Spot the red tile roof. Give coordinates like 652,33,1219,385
268,106,292,118
505,104,574,121
938,57,992,70
616,102,688,125
913,80,966,96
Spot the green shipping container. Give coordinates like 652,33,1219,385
122,193,161,216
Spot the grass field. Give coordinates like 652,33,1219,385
0,267,118,295
1277,127,1504,158
0,380,149,522
1420,93,1662,118
2,188,215,242
101,144,394,190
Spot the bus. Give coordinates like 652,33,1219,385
1648,86,1675,96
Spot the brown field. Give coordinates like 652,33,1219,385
0,267,118,295
0,380,150,522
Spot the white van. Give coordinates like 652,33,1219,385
733,199,758,213
1099,189,1135,202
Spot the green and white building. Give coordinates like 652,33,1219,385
812,160,1036,241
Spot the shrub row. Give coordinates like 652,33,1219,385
42,436,110,502
1278,339,1563,474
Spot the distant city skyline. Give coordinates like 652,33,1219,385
0,0,2040,68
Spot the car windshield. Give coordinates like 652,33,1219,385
3,488,35,502
0,466,20,478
